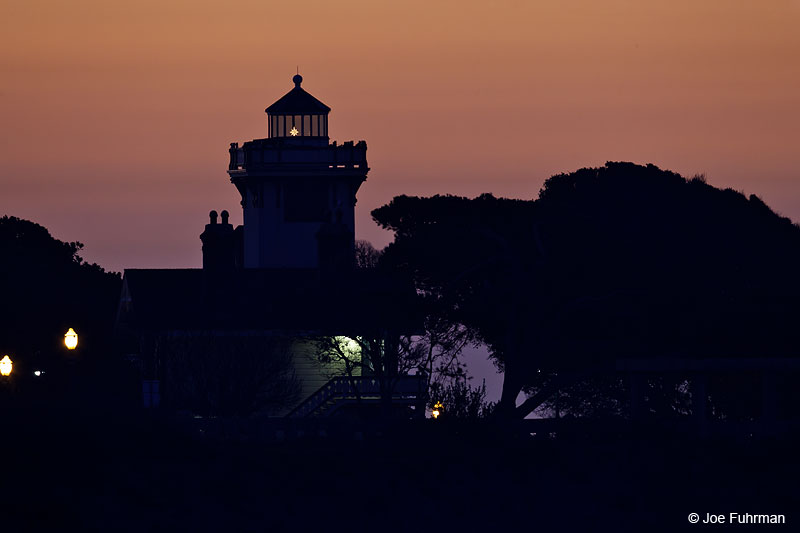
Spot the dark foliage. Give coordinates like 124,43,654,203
0,216,121,369
428,379,494,419
354,239,382,269
373,162,800,418
0,216,132,413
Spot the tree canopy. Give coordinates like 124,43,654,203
0,216,121,367
373,162,800,418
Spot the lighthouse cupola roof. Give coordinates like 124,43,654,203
266,75,331,139
265,75,331,115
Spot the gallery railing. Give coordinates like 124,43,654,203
228,140,368,172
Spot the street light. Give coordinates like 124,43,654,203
64,328,78,350
432,401,443,419
0,355,12,376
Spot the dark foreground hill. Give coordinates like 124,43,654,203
1,409,796,532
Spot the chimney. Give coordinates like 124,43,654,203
200,210,236,273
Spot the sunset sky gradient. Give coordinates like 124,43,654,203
2,0,799,272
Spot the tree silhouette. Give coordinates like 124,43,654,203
313,320,470,418
0,216,121,366
314,333,420,416
312,238,473,418
354,239,382,270
373,162,800,419
428,379,494,419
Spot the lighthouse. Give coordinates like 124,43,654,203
227,75,369,269
117,74,426,416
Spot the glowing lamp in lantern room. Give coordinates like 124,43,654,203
432,401,443,420
64,328,78,350
0,355,12,376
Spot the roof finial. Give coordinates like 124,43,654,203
293,69,302,88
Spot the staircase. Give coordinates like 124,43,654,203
288,375,426,418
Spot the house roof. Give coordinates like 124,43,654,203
118,267,420,335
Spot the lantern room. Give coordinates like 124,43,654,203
266,74,331,139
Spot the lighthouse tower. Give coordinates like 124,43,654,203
227,75,369,269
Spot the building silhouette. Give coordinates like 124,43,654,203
229,74,367,269
116,76,422,417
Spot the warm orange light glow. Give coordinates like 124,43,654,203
289,127,299,137
0,355,12,377
432,401,443,419
64,328,78,350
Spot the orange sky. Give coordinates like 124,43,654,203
2,0,799,272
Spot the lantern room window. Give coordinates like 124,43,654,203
265,75,331,139
268,113,327,138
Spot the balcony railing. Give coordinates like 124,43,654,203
229,140,367,172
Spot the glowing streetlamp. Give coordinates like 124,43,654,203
64,328,78,350
0,355,12,376
432,401,443,419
